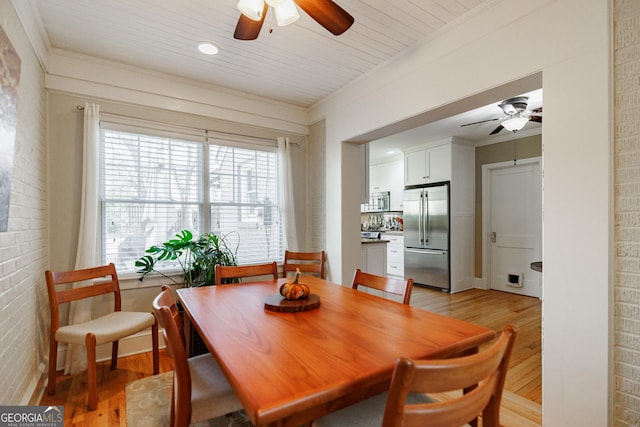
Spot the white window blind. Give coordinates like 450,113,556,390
100,124,284,273
209,144,283,264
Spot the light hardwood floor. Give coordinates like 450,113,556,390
39,286,542,426
39,350,173,426
411,286,542,426
410,286,542,403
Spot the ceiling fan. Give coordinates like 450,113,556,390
234,0,354,40
461,96,543,135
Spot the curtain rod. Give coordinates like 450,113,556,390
75,104,300,147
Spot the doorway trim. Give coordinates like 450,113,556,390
481,156,542,290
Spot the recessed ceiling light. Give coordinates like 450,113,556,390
386,150,396,155
197,42,220,55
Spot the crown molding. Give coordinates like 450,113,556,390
11,0,50,71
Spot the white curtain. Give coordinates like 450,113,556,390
65,102,101,374
277,137,299,251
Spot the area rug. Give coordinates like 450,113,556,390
125,371,252,426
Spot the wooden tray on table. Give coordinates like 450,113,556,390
263,294,320,312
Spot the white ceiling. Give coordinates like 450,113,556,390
31,0,492,107
28,0,541,158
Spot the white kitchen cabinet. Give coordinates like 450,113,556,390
370,160,404,210
384,233,404,279
369,162,393,192
369,164,384,193
387,160,404,211
360,242,387,277
404,141,452,186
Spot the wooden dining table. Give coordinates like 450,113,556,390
177,276,495,427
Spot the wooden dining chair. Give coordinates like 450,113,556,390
45,263,159,410
152,285,243,427
215,261,278,284
351,268,414,305
282,250,326,279
313,325,518,427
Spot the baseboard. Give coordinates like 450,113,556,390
450,276,487,293
56,329,165,371
23,360,47,406
474,276,488,289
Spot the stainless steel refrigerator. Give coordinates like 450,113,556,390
403,182,450,291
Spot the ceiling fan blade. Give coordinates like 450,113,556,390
490,124,504,135
460,117,499,127
234,3,268,40
529,115,542,123
295,0,354,35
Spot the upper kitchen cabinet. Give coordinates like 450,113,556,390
370,160,404,211
369,163,388,193
404,140,452,186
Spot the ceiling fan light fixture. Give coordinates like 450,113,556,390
237,0,265,21
502,116,529,132
272,0,300,26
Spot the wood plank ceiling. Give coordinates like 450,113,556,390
31,0,489,107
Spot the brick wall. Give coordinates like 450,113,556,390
0,2,48,404
615,0,640,424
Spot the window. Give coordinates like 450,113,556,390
208,143,282,264
101,126,284,273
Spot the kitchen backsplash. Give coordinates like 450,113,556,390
361,212,403,231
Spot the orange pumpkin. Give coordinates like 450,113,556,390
279,282,311,300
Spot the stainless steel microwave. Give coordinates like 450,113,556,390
361,191,390,212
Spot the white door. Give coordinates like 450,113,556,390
488,160,542,298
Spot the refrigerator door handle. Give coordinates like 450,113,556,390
405,248,447,255
419,192,424,244
424,190,429,243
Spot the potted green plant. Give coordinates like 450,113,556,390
135,229,238,287
136,229,238,356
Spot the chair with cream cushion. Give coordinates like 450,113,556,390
45,263,159,410
351,268,414,305
152,285,243,427
313,325,518,427
215,261,278,284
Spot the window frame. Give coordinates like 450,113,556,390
99,119,284,275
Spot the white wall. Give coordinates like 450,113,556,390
45,51,309,136
0,0,48,405
310,0,612,425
